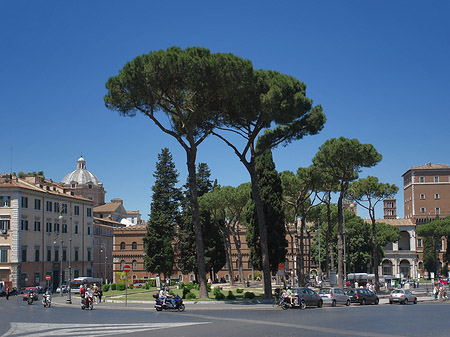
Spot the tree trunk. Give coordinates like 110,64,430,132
337,194,344,288
186,146,208,298
371,217,380,292
248,164,272,299
224,233,235,286
326,201,334,278
299,216,306,285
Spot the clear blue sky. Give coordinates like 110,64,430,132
1,1,449,221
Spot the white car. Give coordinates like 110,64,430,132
56,285,69,293
389,289,417,304
319,287,351,307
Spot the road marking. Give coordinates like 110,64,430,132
2,322,210,337
180,313,406,337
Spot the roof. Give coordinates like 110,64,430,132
403,163,450,176
0,174,92,203
94,203,121,213
114,224,147,232
368,218,415,227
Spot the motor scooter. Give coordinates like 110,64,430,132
154,293,185,312
81,294,94,310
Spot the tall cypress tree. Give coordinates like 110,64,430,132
246,143,287,274
143,148,181,279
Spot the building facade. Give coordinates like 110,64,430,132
0,174,94,290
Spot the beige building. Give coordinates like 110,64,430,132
0,174,94,290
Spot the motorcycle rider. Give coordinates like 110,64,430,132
164,288,176,307
43,287,52,306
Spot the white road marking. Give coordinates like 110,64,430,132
2,322,210,337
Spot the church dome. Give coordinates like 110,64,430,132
61,156,102,187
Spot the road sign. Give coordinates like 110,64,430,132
123,265,131,273
46,275,51,281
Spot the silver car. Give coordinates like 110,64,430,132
389,289,417,304
319,287,351,307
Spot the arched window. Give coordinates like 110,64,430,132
382,260,393,276
132,242,137,250
120,242,125,250
120,260,125,270
132,260,137,270
398,231,410,250
418,261,423,270
178,275,183,282
189,274,195,282
400,260,410,277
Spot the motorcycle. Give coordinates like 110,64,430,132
280,296,306,310
154,294,185,312
27,293,36,305
81,294,94,310
42,293,52,307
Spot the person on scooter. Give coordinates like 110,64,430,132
286,287,294,306
164,288,176,307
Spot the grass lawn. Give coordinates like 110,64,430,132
103,286,266,302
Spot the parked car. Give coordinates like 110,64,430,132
389,289,417,304
295,287,323,308
22,287,38,301
56,285,68,293
346,288,379,305
319,287,350,307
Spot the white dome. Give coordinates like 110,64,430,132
61,156,102,187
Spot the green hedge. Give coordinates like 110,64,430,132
243,291,255,299
111,283,117,290
215,292,225,300
226,291,236,300
186,292,196,299
117,283,126,291
102,284,110,292
236,288,244,293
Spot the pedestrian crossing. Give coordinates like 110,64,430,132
2,322,210,337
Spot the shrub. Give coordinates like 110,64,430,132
182,288,190,299
236,288,244,293
147,279,156,287
111,283,117,291
186,292,197,299
102,284,110,292
117,283,126,291
179,282,185,290
185,283,195,292
243,291,255,299
213,286,222,296
207,283,211,292
215,291,225,300
226,291,236,300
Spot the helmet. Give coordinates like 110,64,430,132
80,285,83,289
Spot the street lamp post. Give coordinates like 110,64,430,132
67,237,72,304
100,243,107,284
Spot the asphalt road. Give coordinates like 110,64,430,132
1,295,449,337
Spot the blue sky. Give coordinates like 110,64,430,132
1,1,449,220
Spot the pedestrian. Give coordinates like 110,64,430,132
434,284,439,299
6,288,9,300
98,288,103,303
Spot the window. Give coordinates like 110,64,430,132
54,202,60,213
21,220,29,231
47,249,51,262
87,226,90,235
132,242,137,250
420,207,426,213
87,208,92,217
0,196,10,207
0,219,10,230
74,249,79,262
120,242,125,250
436,207,440,214
87,249,91,262
34,199,41,210
417,238,423,248
62,249,67,261
435,176,439,182
419,176,424,183
418,261,423,270
74,205,79,216
132,260,137,270
54,249,59,262
420,194,425,200
120,260,125,270
0,249,8,263
88,184,93,189
62,223,67,233
434,193,440,200
54,223,60,233
46,222,52,233
61,203,67,214
46,201,52,212
35,248,40,262
21,197,28,208
34,221,41,232
74,224,78,234
21,248,27,262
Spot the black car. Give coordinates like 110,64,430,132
295,287,323,308
346,288,379,305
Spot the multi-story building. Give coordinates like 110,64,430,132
402,163,450,273
0,174,94,290
93,217,125,283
